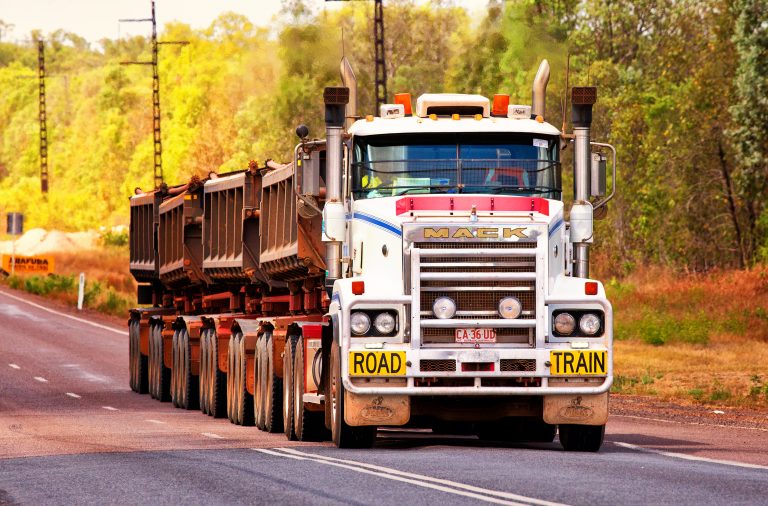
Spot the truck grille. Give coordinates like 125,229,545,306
412,241,538,346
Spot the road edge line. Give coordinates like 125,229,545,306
613,441,768,470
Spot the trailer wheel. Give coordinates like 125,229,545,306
136,321,148,394
559,424,605,452
151,322,171,402
282,335,298,440
171,329,180,408
199,329,209,414
129,319,139,392
236,331,254,426
254,335,266,430
263,333,282,433
182,328,199,411
209,329,226,419
226,333,236,423
330,344,376,448
294,336,327,442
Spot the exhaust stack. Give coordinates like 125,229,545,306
570,86,597,278
322,86,350,292
340,57,357,130
531,60,550,118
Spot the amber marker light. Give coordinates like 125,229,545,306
585,281,598,295
394,93,412,115
492,94,509,116
451,113,460,120
429,113,438,121
536,115,544,123
352,281,365,295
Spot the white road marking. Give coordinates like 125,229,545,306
613,413,768,433
146,419,166,425
33,376,48,383
262,448,567,506
102,406,119,411
0,289,127,335
201,432,224,439
254,448,306,460
614,442,768,471
8,363,20,370
65,392,81,398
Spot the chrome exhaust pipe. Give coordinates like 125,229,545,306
340,57,357,130
531,60,550,118
570,87,597,278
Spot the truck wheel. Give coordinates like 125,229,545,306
226,334,236,423
151,323,171,402
330,344,376,448
263,333,283,433
294,336,327,442
182,328,199,411
209,329,226,419
136,321,148,395
148,324,156,399
129,320,137,391
236,331,254,426
254,335,267,430
171,329,180,408
199,329,209,414
559,424,605,452
232,333,243,424
282,335,298,440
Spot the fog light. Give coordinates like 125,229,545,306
554,313,576,335
498,297,522,319
579,313,601,335
350,312,371,335
432,297,456,319
374,312,396,334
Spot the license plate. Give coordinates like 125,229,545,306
549,350,607,376
349,351,406,376
455,328,497,343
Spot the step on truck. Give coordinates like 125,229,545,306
128,58,617,451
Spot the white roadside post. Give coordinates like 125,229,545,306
77,273,85,310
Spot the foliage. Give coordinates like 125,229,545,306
0,1,765,270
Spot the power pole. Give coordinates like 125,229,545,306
326,0,387,110
120,0,188,189
38,40,48,193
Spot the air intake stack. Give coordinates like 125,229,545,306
570,86,597,278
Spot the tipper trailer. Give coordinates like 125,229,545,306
128,58,617,451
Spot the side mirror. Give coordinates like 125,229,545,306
300,149,321,197
590,152,607,198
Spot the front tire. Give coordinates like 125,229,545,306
330,343,375,448
294,336,327,442
559,424,605,452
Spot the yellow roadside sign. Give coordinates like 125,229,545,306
1,254,55,275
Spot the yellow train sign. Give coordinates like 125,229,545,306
1,255,55,275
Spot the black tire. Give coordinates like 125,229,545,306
283,335,298,440
209,329,226,418
182,328,199,411
148,323,156,399
236,331,255,426
330,343,376,448
171,329,180,408
136,322,148,395
129,319,138,392
226,333,236,423
150,322,170,402
254,335,267,430
263,333,282,433
559,424,605,452
199,329,209,414
294,336,328,442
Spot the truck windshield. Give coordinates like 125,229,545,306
352,133,561,199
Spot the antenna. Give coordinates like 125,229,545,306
119,0,188,189
562,51,570,134
38,40,49,193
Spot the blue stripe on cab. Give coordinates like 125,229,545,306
352,212,402,237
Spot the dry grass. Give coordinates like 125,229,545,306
608,266,768,408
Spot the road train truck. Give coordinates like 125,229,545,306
128,58,617,451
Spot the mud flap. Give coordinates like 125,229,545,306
543,392,608,426
344,392,410,427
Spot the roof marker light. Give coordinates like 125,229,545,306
492,94,510,116
429,113,438,121
394,93,412,115
451,113,460,120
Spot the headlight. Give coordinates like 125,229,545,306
374,312,396,334
432,297,456,319
579,313,601,335
498,297,522,319
554,312,576,335
350,312,371,335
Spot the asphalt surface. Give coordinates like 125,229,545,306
1,287,766,505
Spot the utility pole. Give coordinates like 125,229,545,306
38,40,48,193
120,0,188,189
326,0,387,111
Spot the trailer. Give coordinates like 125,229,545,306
128,57,617,451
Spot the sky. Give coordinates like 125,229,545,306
0,0,490,44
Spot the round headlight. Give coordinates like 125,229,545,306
579,313,601,335
554,313,576,335
350,312,371,335
374,312,396,334
432,297,456,319
498,297,522,319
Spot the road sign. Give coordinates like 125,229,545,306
1,255,54,275
7,213,23,235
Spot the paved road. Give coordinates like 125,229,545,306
1,288,766,505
